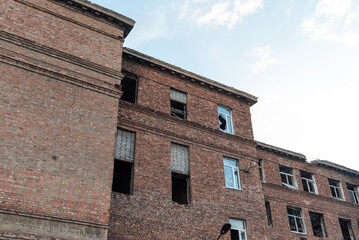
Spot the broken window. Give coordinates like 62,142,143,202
170,89,187,119
339,218,355,240
223,157,241,190
218,106,233,134
287,207,306,234
309,212,327,237
229,219,247,240
265,201,273,227
171,143,190,205
279,165,296,189
112,129,135,194
258,159,265,182
329,178,344,200
120,76,137,103
347,183,359,204
301,171,317,194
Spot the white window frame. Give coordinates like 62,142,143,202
301,172,317,194
280,166,297,189
329,179,345,200
218,106,234,134
229,219,247,240
347,183,359,204
223,157,241,190
287,207,306,234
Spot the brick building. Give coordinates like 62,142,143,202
0,1,358,240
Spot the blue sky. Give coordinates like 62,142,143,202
91,0,359,171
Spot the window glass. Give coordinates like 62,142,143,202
223,157,240,190
218,106,233,134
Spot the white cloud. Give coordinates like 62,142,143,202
302,0,359,46
180,0,263,29
250,45,278,73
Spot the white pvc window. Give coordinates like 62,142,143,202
280,165,297,189
223,157,241,190
229,219,247,240
218,106,233,134
301,171,317,194
329,179,344,200
347,183,359,204
287,207,306,234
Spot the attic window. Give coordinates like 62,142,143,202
170,89,187,119
120,76,137,103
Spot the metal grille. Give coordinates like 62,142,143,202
114,129,135,162
170,89,187,104
171,144,189,174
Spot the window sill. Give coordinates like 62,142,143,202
282,183,298,189
225,186,243,191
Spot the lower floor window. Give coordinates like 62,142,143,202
172,172,190,205
287,207,306,234
112,160,133,194
339,218,355,240
229,219,247,240
309,212,327,237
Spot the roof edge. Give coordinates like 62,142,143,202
311,160,359,177
123,48,258,106
256,141,307,161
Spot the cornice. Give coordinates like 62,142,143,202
256,141,307,161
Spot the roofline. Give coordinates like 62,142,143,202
256,141,307,161
57,0,135,37
123,48,258,106
311,160,359,177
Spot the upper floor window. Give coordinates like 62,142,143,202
300,171,317,194
171,143,190,205
218,106,233,134
223,157,241,190
229,219,247,240
329,179,344,200
120,75,137,103
347,183,359,204
287,207,306,234
170,89,187,119
258,159,265,182
279,165,297,189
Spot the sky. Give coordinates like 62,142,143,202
90,0,359,171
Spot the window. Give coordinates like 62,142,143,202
339,218,356,240
287,207,306,234
171,143,190,205
329,179,344,200
120,76,137,103
229,219,247,240
280,165,296,189
300,171,317,194
258,159,265,182
112,129,135,194
218,106,233,134
223,157,241,190
347,183,359,204
265,201,273,227
170,89,187,119
309,212,327,237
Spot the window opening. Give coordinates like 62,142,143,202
120,76,137,103
329,179,344,200
265,201,273,227
347,183,359,204
223,157,241,190
309,212,327,237
229,219,247,240
218,106,233,134
339,218,355,240
171,143,190,205
301,171,317,194
280,165,296,189
258,159,265,182
172,172,190,204
170,89,187,119
287,207,305,234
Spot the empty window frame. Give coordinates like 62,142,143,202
300,171,317,194
170,89,187,119
218,106,233,134
112,129,135,194
339,218,356,240
258,159,265,182
309,212,327,237
120,76,137,103
280,165,297,189
265,201,273,227
223,157,241,190
329,179,344,200
347,183,359,204
171,143,190,205
287,207,306,234
229,219,247,240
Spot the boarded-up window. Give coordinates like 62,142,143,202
171,143,189,174
114,129,135,161
170,89,187,103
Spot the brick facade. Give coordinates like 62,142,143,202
1,1,358,240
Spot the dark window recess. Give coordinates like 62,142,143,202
230,229,239,240
218,114,227,130
171,100,186,119
265,201,273,227
309,212,327,237
339,218,355,240
120,77,137,103
172,172,190,205
112,160,133,194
